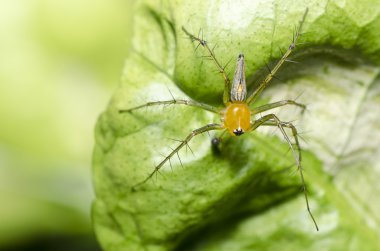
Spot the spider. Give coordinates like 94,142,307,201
119,9,318,231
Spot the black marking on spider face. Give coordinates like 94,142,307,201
233,128,244,136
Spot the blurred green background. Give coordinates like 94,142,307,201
0,0,132,250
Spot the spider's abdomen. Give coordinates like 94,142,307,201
222,103,251,136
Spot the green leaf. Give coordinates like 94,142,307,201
92,1,380,250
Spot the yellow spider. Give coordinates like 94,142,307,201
120,9,318,231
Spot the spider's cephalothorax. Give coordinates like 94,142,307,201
119,9,319,231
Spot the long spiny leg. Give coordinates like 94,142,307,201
119,99,219,114
251,114,298,164
250,113,319,231
252,99,306,114
246,8,308,104
132,123,224,190
182,27,231,105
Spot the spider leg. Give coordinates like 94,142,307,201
182,27,231,105
246,8,308,105
119,99,219,114
252,99,306,114
132,123,224,190
250,113,319,231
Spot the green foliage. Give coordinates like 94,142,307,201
0,0,133,248
93,1,380,250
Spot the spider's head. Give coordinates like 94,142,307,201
233,127,244,136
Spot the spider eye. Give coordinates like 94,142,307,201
233,128,244,136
